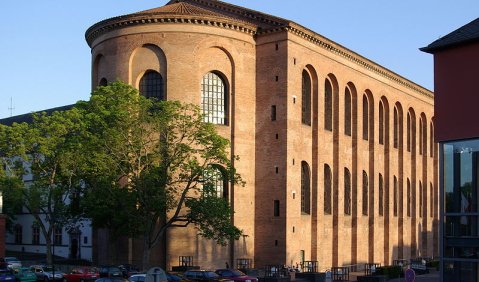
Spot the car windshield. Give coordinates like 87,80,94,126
5,258,18,263
204,272,219,278
86,268,98,274
43,267,54,272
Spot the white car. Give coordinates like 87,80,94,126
128,274,145,282
1,257,22,269
30,265,65,282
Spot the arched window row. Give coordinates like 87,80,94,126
137,69,233,126
298,70,437,154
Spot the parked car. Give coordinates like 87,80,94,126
95,278,129,282
98,266,123,278
214,270,257,282
0,266,15,282
127,274,145,282
63,267,99,282
117,265,139,278
0,258,22,269
183,271,231,282
29,265,64,282
13,267,36,282
166,273,190,282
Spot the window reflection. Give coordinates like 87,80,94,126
443,139,479,282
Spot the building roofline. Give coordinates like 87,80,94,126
421,17,479,53
85,0,433,99
0,104,75,126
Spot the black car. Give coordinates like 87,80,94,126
98,266,123,278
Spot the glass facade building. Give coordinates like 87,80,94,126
442,139,479,281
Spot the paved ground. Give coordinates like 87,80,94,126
388,269,439,282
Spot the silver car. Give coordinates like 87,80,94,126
30,265,65,282
1,257,22,269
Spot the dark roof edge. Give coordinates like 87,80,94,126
420,37,479,53
0,104,75,126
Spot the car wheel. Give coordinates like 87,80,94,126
44,277,49,282
80,279,84,282
63,279,68,282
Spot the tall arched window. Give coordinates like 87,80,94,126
324,79,333,131
344,168,351,215
419,118,423,155
203,166,227,199
139,70,164,100
99,77,108,87
379,101,384,145
407,112,411,152
362,95,369,140
344,87,352,136
379,174,384,216
202,72,227,125
394,176,398,217
407,179,411,217
421,115,427,156
430,121,434,158
302,70,311,126
430,182,434,218
362,171,368,215
419,181,423,217
393,107,399,148
324,164,332,214
301,161,311,214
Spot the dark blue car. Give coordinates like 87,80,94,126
0,267,16,282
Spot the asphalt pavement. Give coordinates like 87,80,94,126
388,269,439,282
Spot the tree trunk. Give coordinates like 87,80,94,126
45,239,52,265
142,235,151,271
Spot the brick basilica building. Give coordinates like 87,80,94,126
85,0,438,270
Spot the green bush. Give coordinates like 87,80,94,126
374,265,403,278
426,260,439,268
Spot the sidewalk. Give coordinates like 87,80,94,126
388,269,439,282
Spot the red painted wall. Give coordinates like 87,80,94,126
433,41,479,142
0,215,5,258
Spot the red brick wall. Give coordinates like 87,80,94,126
433,41,479,142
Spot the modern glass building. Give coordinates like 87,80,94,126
422,18,479,281
442,140,479,281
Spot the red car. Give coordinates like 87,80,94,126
214,270,257,282
63,267,99,282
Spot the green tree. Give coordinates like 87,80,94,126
0,109,87,264
80,81,242,269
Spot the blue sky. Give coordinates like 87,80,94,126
1,0,478,119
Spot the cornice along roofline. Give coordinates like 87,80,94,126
85,0,433,99
85,2,257,46
279,22,433,99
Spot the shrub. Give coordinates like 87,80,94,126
374,265,403,278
